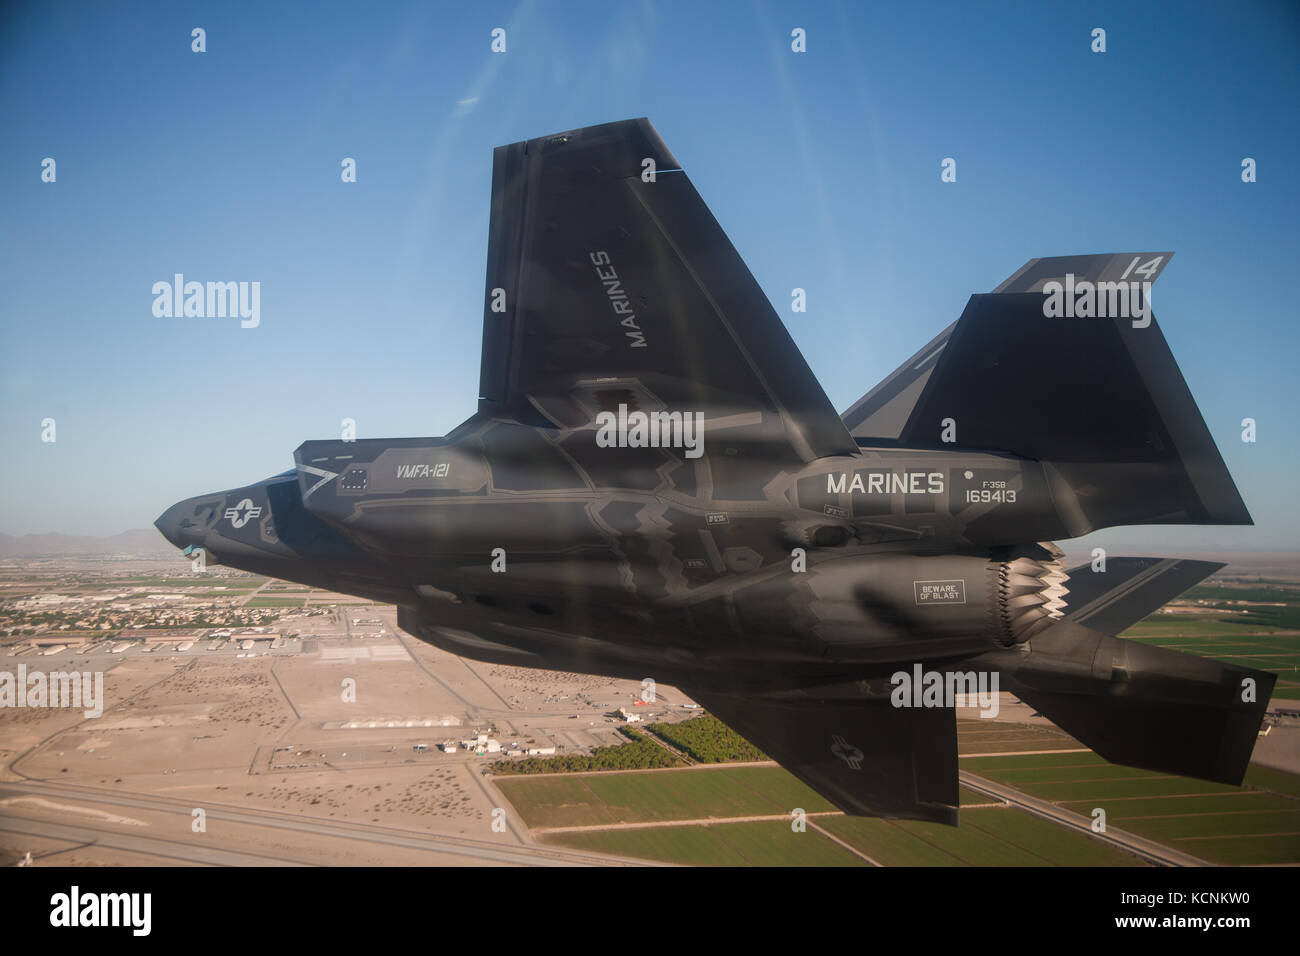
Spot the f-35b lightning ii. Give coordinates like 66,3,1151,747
157,118,1274,824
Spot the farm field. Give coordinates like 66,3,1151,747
963,752,1300,865
1122,580,1300,700
243,596,308,608
517,765,1148,866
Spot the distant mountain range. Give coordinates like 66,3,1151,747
0,529,171,556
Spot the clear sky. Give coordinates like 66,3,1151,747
2,1,1297,555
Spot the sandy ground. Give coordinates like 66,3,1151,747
0,597,690,866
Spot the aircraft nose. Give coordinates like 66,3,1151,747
154,501,186,548
155,499,205,550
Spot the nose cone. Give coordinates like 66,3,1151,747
155,499,201,550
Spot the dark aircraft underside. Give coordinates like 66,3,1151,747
157,119,1273,825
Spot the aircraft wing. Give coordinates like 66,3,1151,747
477,118,857,463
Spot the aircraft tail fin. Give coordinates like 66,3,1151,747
843,253,1251,535
476,118,857,462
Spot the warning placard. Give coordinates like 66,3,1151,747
914,579,966,605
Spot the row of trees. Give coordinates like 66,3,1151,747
488,727,685,775
646,714,768,763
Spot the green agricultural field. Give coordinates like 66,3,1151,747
496,765,834,828
105,577,268,589
1123,617,1283,640
1182,585,1300,603
1120,590,1299,701
982,763,1168,785
536,794,1144,866
1128,637,1299,657
818,808,1144,866
496,745,1298,865
98,578,199,588
955,718,1081,755
1243,762,1300,797
498,760,1133,867
546,819,869,866
964,751,1300,865
243,596,306,607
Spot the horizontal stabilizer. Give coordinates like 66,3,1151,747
685,685,959,824
980,619,1275,785
1064,557,1224,636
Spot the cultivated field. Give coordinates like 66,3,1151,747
512,764,1148,866
1123,579,1300,701
963,752,1300,865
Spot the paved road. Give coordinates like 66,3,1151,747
0,780,657,867
0,815,309,867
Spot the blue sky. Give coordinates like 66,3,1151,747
1,0,1296,554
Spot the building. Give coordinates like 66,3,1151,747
231,631,279,643
458,733,501,754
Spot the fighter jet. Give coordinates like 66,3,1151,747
157,118,1274,824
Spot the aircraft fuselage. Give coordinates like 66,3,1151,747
157,417,1081,692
